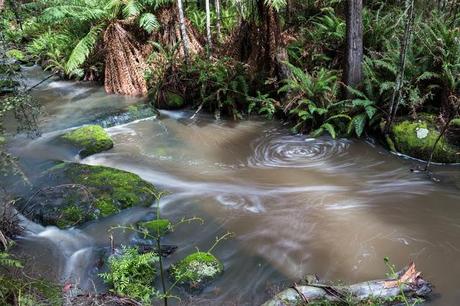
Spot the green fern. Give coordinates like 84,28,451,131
139,13,159,33
0,252,23,269
65,24,104,74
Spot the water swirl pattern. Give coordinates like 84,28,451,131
248,129,351,168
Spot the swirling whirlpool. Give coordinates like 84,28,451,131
248,130,351,168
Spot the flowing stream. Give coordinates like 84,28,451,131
4,67,460,305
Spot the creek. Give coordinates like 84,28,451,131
5,66,460,305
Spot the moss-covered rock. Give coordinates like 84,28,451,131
21,163,158,228
6,49,25,62
92,104,158,128
169,252,223,291
61,125,113,157
138,219,172,237
391,120,460,163
163,91,185,110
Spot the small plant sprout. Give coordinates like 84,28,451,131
384,257,422,306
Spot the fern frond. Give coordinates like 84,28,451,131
65,24,104,74
139,13,159,33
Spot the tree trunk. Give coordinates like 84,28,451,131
384,0,415,134
344,0,363,93
104,22,148,96
176,0,190,64
205,0,212,55
215,0,222,41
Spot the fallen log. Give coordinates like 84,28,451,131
262,263,432,306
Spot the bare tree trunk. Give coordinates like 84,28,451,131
384,0,415,134
344,0,363,95
177,0,190,64
215,0,222,41
205,0,212,56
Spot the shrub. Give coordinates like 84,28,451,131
100,246,159,304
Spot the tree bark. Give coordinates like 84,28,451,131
344,0,363,93
384,0,415,134
176,0,190,64
205,0,212,55
215,0,222,41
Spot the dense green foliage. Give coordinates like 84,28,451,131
100,246,159,304
0,252,61,305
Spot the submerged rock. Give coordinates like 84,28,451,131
391,119,460,163
61,125,113,158
20,163,158,228
93,104,158,128
169,252,223,291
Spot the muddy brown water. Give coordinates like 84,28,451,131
4,66,460,305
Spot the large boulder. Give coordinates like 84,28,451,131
169,252,223,292
20,163,158,228
61,125,113,158
391,119,460,163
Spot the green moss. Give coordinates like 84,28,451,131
138,219,172,237
32,163,158,228
61,125,113,157
65,163,157,206
6,49,25,61
165,91,185,109
94,198,119,217
56,204,84,228
64,164,156,209
391,120,460,163
169,252,223,290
